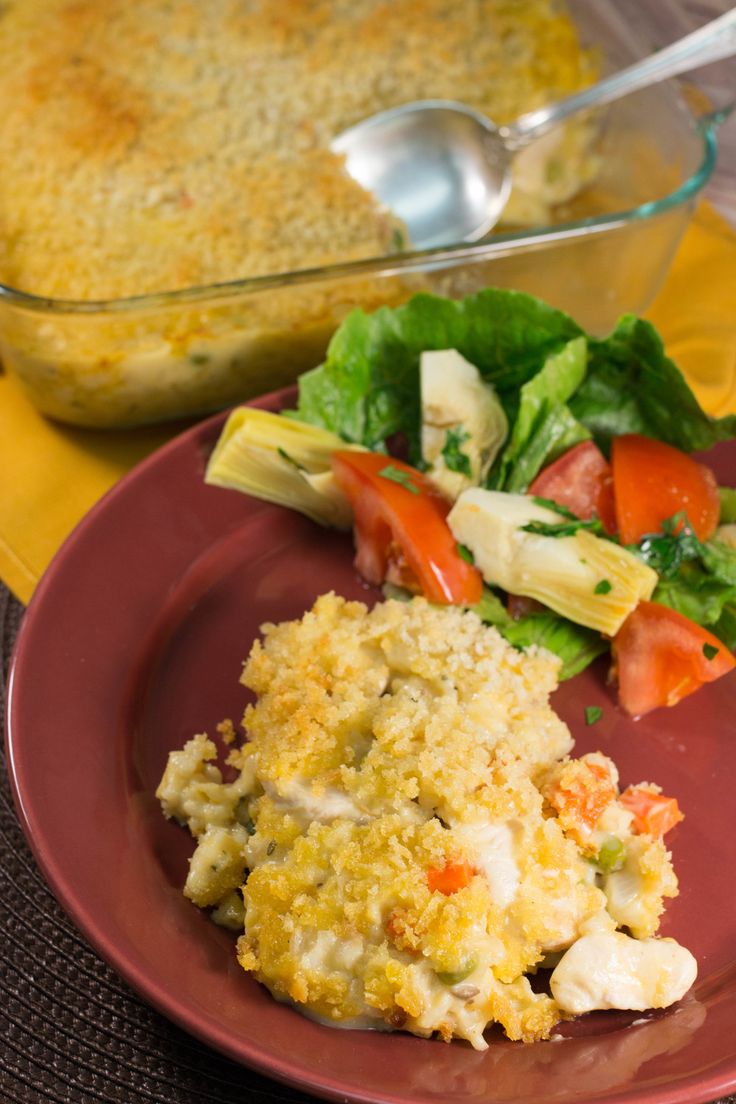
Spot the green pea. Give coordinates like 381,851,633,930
593,835,625,874
436,955,478,985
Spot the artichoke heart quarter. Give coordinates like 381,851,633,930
448,490,657,636
205,406,364,528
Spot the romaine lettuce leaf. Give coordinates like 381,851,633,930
571,315,736,453
719,487,736,523
296,290,735,486
712,605,736,651
654,567,736,639
501,612,608,680
491,336,590,491
296,289,582,461
468,586,510,625
652,538,736,646
469,586,607,679
700,538,736,585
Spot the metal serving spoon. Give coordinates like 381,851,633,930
332,8,736,249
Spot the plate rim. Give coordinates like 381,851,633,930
5,392,736,1104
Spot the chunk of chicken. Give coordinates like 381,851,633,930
550,931,696,1015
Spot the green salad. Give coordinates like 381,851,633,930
205,288,736,718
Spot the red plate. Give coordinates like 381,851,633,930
6,388,736,1104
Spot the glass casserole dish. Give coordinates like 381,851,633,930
0,0,723,429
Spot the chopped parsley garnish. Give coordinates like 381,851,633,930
703,642,720,661
278,447,307,472
522,516,605,538
456,543,475,564
379,464,420,494
532,496,579,520
525,497,605,537
632,511,702,578
441,426,472,476
584,705,603,726
594,579,612,595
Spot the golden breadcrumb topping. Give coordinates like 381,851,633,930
0,0,596,298
158,594,683,1048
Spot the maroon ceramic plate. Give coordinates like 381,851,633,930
6,388,736,1104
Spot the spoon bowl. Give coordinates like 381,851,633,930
331,100,512,249
331,8,736,249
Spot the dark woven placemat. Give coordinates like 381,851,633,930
2,582,734,1104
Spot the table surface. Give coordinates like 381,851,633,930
2,3,735,1101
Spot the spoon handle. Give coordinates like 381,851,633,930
501,8,736,151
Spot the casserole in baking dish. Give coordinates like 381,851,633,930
0,0,717,426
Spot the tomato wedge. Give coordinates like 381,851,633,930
528,441,616,534
331,450,482,605
619,786,683,837
612,600,736,717
611,434,720,545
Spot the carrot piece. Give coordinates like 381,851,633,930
427,860,474,895
620,786,683,836
547,761,616,833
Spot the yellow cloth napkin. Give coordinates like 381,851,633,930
2,201,735,605
646,203,736,420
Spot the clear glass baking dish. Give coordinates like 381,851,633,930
0,0,724,429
